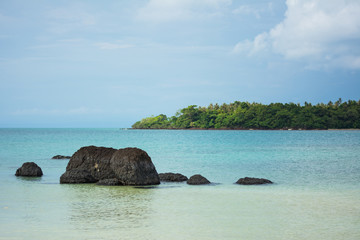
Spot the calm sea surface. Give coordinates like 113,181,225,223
0,129,359,240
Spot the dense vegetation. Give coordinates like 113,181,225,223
132,99,360,130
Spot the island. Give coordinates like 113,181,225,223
132,99,360,130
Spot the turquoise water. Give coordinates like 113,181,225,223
1,129,360,240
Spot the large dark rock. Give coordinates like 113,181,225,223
60,169,97,183
52,155,71,159
159,172,188,182
65,146,117,181
187,174,211,185
15,162,43,177
96,178,122,186
110,148,160,185
60,146,160,185
235,177,273,185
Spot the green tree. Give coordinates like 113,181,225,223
132,99,360,130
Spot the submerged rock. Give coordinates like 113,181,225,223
60,146,160,185
60,169,97,184
235,177,273,185
159,172,188,182
96,178,122,186
52,155,71,159
15,162,43,177
187,174,211,185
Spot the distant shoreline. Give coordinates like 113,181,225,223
131,100,360,130
129,128,360,131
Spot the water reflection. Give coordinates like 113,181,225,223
16,176,42,182
62,184,155,231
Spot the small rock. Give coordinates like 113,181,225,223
187,174,210,185
15,162,43,177
159,172,188,182
235,177,273,185
60,169,97,184
52,155,71,159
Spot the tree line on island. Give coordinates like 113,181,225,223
132,99,360,130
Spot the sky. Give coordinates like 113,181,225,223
0,0,359,128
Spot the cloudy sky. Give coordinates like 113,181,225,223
1,0,359,127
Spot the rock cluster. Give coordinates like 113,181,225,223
15,153,274,187
60,146,160,186
15,162,43,177
157,173,273,186
14,146,273,187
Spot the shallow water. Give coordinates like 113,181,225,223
0,129,360,240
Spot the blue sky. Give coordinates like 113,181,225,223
0,0,359,127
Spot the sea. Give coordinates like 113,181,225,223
0,128,359,240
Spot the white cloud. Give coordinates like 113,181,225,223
233,33,269,56
232,3,273,19
233,5,260,19
233,0,360,69
137,0,232,22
